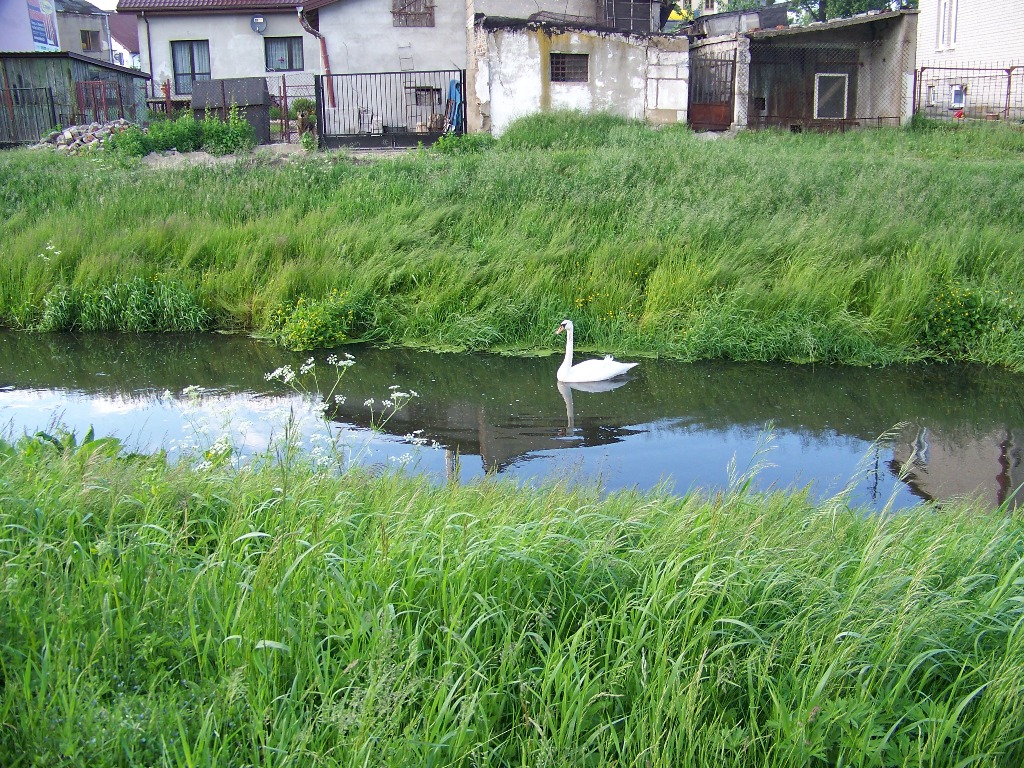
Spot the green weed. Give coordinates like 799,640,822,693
3,115,1024,368
0,433,1021,766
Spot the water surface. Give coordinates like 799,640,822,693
1,332,1022,511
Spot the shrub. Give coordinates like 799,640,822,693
106,125,152,157
199,104,256,156
264,289,357,350
921,284,1000,356
290,97,315,116
148,112,201,152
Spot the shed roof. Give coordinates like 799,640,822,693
56,0,108,14
0,50,150,78
477,14,650,38
746,9,917,39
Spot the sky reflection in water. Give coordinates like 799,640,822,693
1,332,1022,511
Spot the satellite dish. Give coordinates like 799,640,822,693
251,15,267,34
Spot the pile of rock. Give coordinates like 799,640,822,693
33,118,132,154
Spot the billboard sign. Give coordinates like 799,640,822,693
27,0,60,52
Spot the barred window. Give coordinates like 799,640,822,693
392,0,434,27
550,53,589,83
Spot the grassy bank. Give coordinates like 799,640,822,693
1,434,1022,766
2,114,1024,369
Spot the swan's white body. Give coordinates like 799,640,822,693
555,320,638,383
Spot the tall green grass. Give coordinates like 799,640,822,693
1,433,1022,766
2,113,1023,367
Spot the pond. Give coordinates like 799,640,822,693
1,331,1022,511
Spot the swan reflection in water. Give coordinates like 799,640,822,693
557,378,631,437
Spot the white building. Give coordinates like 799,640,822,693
915,0,1024,120
917,0,1024,65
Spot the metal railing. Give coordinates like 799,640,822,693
315,70,464,149
915,63,1024,123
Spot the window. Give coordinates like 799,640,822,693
81,29,100,52
950,84,965,109
704,0,715,10
937,0,959,49
265,37,303,71
814,73,848,120
414,86,441,107
927,85,937,106
550,53,589,83
171,40,211,95
392,0,434,27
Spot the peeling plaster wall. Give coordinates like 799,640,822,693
473,24,687,136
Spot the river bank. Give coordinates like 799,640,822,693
2,113,1023,369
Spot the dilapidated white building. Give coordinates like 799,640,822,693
468,16,689,136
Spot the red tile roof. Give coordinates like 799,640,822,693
107,12,140,51
115,0,312,11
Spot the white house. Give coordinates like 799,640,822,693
917,0,1024,64
915,0,1024,120
108,11,142,68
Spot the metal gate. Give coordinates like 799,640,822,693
688,52,736,131
315,69,464,149
75,80,126,124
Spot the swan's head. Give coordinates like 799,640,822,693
555,319,573,335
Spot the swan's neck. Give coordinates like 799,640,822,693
561,326,575,373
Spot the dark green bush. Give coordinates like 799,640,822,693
199,104,256,156
147,112,201,152
922,285,999,355
106,125,152,157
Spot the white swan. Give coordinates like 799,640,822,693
555,319,638,383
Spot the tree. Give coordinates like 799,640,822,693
790,0,918,23
720,0,771,11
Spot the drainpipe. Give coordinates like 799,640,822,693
297,6,334,107
102,12,113,65
142,11,155,99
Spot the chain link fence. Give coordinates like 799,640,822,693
915,62,1024,123
746,37,910,132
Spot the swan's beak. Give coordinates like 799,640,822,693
554,324,565,335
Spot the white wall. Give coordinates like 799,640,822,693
917,0,1024,64
111,37,140,69
317,0,468,74
138,12,318,97
473,24,687,135
0,3,41,52
58,12,112,63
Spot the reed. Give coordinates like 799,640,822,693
0,432,1022,766
2,114,1023,367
